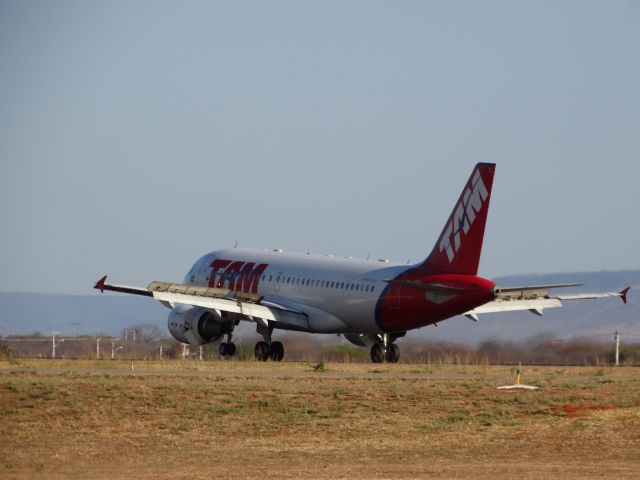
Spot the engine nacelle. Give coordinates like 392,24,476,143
168,305,231,345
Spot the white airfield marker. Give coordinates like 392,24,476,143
497,363,539,390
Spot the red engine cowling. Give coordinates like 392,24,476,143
167,305,230,345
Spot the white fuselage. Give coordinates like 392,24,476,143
186,248,410,333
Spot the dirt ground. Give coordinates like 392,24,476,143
1,360,639,479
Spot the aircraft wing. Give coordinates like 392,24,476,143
93,276,311,330
464,284,629,321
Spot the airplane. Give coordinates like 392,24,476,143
94,163,630,363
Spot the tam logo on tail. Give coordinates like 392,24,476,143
439,169,489,263
423,163,495,275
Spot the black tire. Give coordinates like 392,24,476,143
270,341,284,362
255,341,270,361
370,344,384,363
227,342,236,357
219,342,227,356
386,344,400,363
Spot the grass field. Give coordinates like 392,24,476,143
1,359,639,479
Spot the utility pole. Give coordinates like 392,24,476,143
111,340,122,360
615,331,620,366
51,331,62,359
96,337,100,360
71,322,81,337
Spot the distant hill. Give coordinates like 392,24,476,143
1,270,638,344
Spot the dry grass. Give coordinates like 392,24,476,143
1,360,639,479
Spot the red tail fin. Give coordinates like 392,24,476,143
422,163,496,275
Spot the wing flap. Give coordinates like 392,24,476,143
94,276,310,330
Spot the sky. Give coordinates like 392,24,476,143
1,0,639,294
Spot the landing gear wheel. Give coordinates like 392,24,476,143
370,344,384,363
226,342,236,357
255,341,270,361
270,341,284,362
386,343,400,363
219,342,227,356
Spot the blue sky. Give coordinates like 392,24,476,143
1,1,639,294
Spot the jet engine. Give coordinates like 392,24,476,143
168,305,231,345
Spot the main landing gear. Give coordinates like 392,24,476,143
254,340,284,362
370,334,400,363
218,333,236,357
254,321,284,362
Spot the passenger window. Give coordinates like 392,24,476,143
287,277,290,284
330,281,334,288
269,275,273,282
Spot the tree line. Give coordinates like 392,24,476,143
1,326,638,365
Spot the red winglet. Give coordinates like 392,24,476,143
95,275,107,293
620,287,630,304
